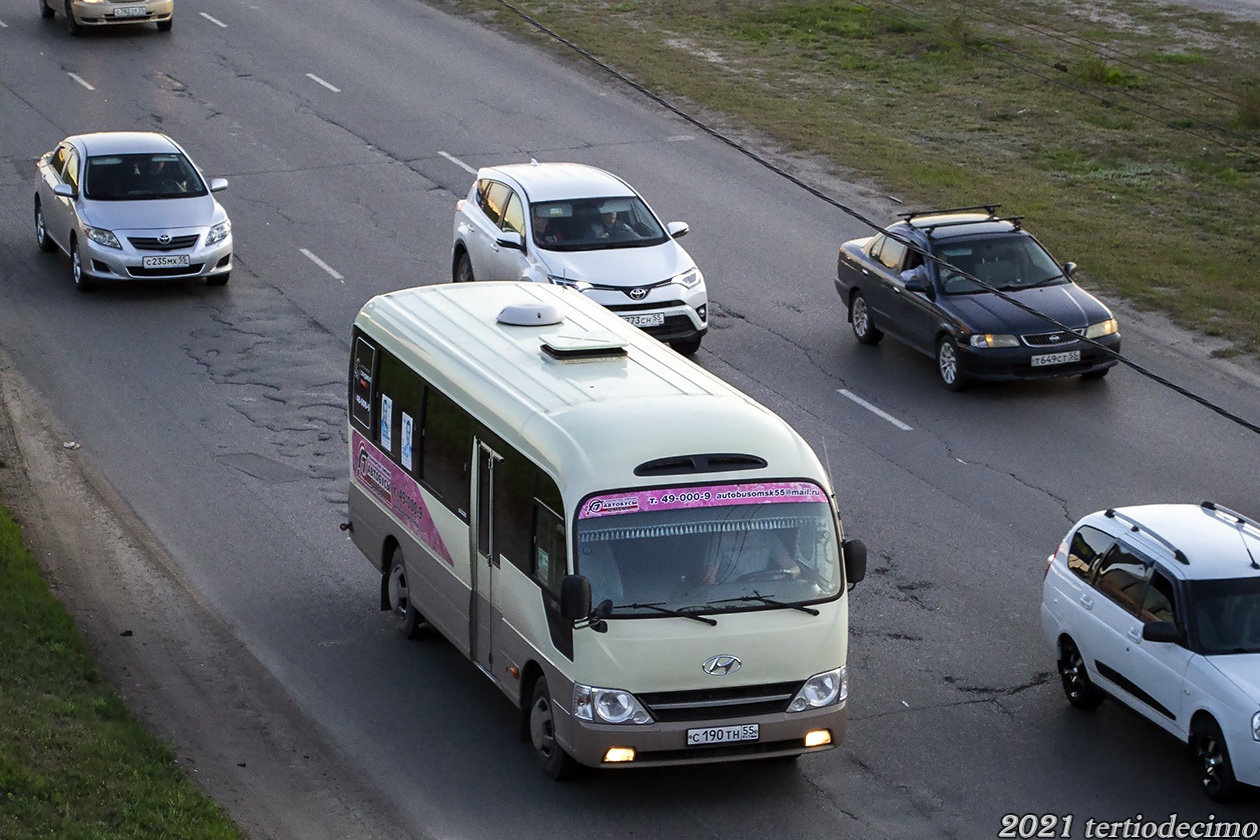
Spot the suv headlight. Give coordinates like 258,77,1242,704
788,666,847,712
206,219,231,246
671,267,703,289
969,333,1019,348
1252,710,1260,741
546,275,591,292
573,684,653,725
84,226,121,249
1084,318,1118,339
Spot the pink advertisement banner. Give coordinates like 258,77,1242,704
579,481,825,520
352,429,453,565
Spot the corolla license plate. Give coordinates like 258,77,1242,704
1031,350,1080,367
621,313,665,328
142,254,190,269
686,724,759,746
114,6,147,17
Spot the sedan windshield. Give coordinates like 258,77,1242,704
1189,576,1260,655
574,481,842,617
531,196,667,251
936,234,1066,294
85,153,208,201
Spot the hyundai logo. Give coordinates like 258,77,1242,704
628,287,648,301
158,233,172,244
702,654,742,676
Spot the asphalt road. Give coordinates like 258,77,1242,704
2,1,1259,838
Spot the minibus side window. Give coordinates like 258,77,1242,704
421,386,471,515
533,501,567,596
377,352,424,474
349,335,376,433
495,445,534,573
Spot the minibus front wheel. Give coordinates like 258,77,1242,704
529,677,578,780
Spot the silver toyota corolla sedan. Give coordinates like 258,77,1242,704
34,131,232,291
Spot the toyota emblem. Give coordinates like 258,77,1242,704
702,654,742,676
628,287,648,301
158,233,172,244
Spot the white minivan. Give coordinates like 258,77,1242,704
346,281,865,777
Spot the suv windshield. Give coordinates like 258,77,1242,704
574,481,842,616
1189,576,1260,655
531,196,667,252
85,153,208,201
935,233,1065,294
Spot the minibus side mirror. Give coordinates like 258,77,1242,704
1141,621,1185,646
560,575,592,621
496,230,525,252
842,539,867,588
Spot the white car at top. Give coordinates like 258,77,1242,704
451,160,708,355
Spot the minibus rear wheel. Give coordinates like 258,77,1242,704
387,546,427,639
529,677,578,780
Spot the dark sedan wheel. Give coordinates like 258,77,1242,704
936,336,966,391
35,200,56,252
453,251,475,283
1057,638,1104,709
850,292,883,345
1192,718,1240,802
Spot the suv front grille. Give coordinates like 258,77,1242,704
638,681,800,722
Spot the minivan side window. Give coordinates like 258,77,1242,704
1094,544,1152,616
1067,525,1114,581
1140,568,1179,625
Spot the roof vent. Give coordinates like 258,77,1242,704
541,333,627,362
497,302,564,326
634,453,768,477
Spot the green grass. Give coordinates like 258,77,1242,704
0,503,245,840
454,0,1260,354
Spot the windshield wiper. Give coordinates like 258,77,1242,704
612,602,717,626
707,593,819,616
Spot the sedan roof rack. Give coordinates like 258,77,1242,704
916,215,1025,235
1104,508,1190,564
898,204,1001,222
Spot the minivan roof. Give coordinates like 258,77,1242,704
1092,503,1260,581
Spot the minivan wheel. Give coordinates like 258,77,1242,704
528,676,579,780
64,0,82,34
453,252,475,283
1191,718,1240,802
35,200,55,252
936,336,966,391
1057,638,1104,709
850,292,883,345
386,547,427,639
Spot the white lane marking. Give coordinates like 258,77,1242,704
305,73,340,92
0,19,9,28
837,389,913,431
439,151,477,174
199,11,227,27
300,249,344,281
67,73,95,91
666,135,695,141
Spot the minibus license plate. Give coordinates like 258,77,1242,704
114,5,147,16
686,724,759,746
1030,350,1080,367
621,313,665,328
143,254,190,269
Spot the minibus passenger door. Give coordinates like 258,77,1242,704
471,442,501,676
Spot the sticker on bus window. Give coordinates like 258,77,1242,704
579,481,825,519
380,394,393,452
401,412,414,471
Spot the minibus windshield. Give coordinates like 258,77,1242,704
575,481,842,615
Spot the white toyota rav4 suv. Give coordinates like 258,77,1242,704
451,160,708,355
1041,502,1260,801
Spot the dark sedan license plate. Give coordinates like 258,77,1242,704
686,724,759,746
1031,350,1080,367
142,254,190,269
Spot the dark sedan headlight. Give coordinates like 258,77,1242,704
573,683,653,725
206,219,231,246
84,226,121,250
788,666,847,712
671,267,703,289
1084,318,1118,339
968,333,1020,349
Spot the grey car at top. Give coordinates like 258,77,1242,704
451,160,708,355
40,0,173,35
35,132,232,292
834,205,1120,390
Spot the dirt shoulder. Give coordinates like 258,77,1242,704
0,349,407,840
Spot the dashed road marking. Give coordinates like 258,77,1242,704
838,389,913,431
439,151,476,174
199,11,227,27
305,73,340,92
300,249,344,282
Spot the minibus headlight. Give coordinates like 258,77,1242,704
1252,710,1260,741
1084,318,1118,339
968,333,1019,348
206,219,231,246
573,683,653,725
788,666,847,712
671,267,703,289
85,226,121,249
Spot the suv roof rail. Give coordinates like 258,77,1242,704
898,204,1001,221
1201,501,1260,569
1104,508,1190,565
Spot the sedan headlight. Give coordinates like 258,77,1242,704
1252,710,1260,741
573,684,653,725
788,666,847,712
84,226,121,250
206,219,231,246
1084,318,1118,339
969,333,1019,348
671,267,703,289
